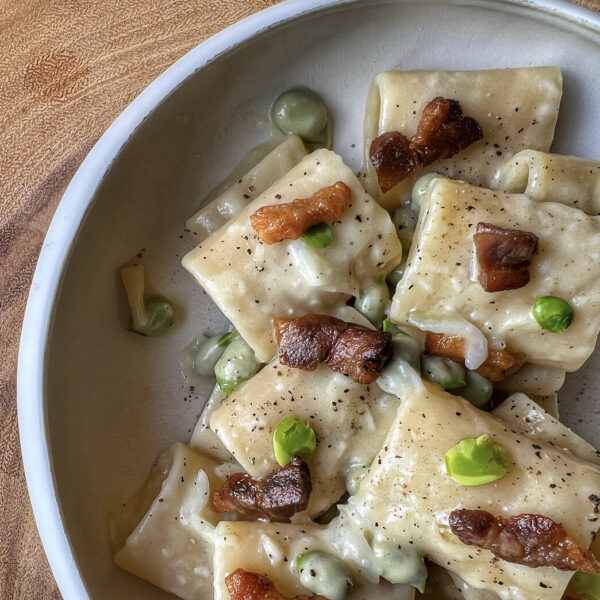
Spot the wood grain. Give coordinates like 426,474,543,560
0,0,598,598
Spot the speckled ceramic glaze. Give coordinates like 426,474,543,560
18,1,600,598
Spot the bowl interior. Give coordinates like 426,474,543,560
42,1,600,597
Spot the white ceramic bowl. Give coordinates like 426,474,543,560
18,0,600,598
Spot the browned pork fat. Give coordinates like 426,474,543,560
212,457,311,520
225,569,325,600
449,509,600,572
249,181,352,244
425,332,525,382
369,97,483,192
274,314,392,384
474,222,539,293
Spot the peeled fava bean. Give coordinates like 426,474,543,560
271,89,330,146
373,542,428,592
354,278,390,329
193,331,237,377
386,258,407,288
273,416,316,467
296,551,353,600
214,337,261,395
411,172,443,212
301,222,334,248
422,355,466,390
445,434,511,486
345,464,369,496
392,205,418,253
119,264,174,336
451,370,493,408
569,572,600,600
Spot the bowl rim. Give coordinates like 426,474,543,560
16,0,600,598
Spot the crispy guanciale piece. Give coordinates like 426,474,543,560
369,97,483,192
249,181,352,245
274,314,392,384
425,332,525,382
212,456,312,520
449,509,600,572
225,569,325,600
474,222,539,293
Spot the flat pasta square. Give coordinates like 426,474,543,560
213,521,414,600
390,178,600,371
493,393,600,466
349,382,600,600
185,135,307,241
363,68,562,208
113,443,239,600
210,359,400,518
496,150,600,214
182,149,402,361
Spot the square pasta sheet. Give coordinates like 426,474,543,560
182,148,402,362
363,67,562,208
210,358,399,518
213,521,414,600
496,150,600,214
348,381,600,600
391,177,600,371
114,443,239,600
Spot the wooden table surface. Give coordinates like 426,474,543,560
1,0,599,598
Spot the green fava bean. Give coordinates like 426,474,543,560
392,205,418,253
533,296,574,332
422,356,465,390
445,434,511,486
271,89,328,142
273,416,316,467
314,502,340,525
382,318,400,334
138,297,174,336
373,544,428,593
386,258,407,288
411,172,443,212
569,572,600,600
214,337,261,395
301,222,334,248
296,551,353,600
451,370,493,408
354,278,390,329
193,331,237,377
389,329,420,371
345,464,369,496
119,264,174,336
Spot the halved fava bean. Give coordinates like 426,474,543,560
411,172,443,212
273,416,316,467
386,259,406,288
301,222,334,248
445,435,511,486
354,278,390,329
296,551,353,600
451,370,493,408
119,264,174,336
345,464,369,496
568,572,600,600
392,205,417,253
373,543,428,593
214,337,261,395
193,331,237,377
422,356,465,390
